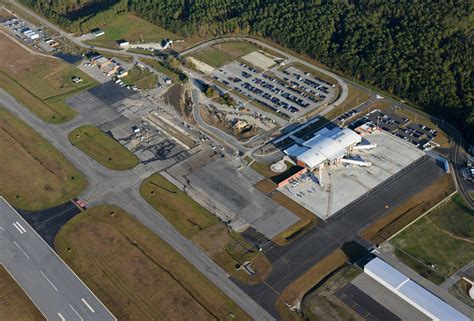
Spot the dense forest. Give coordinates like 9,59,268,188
21,0,473,139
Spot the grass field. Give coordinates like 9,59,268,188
0,107,86,210
0,265,45,321
121,66,157,90
189,47,235,68
0,33,96,123
213,41,260,58
140,58,180,82
69,125,139,170
390,194,474,284
55,205,250,321
140,173,271,284
86,13,178,49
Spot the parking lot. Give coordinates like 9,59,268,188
210,61,336,120
279,130,425,219
348,109,440,150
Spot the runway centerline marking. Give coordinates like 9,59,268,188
81,298,95,313
13,240,30,259
57,312,66,321
12,222,24,234
40,270,58,291
69,304,84,321
16,221,27,233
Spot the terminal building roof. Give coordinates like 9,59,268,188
284,126,361,169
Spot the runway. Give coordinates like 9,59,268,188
0,197,116,321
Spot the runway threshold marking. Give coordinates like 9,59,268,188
81,298,95,313
40,270,58,291
13,241,30,259
57,312,66,321
69,304,84,321
16,221,27,233
12,222,24,234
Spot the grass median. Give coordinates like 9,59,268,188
0,107,86,210
140,173,271,284
69,125,139,170
55,205,250,321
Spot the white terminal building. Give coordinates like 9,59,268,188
283,126,363,170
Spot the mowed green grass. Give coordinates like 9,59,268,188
121,66,157,90
69,125,139,170
86,13,178,49
391,194,474,284
189,47,234,68
55,205,250,321
0,33,97,123
0,107,86,210
140,173,271,284
214,41,260,58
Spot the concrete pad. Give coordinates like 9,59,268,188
279,131,425,219
241,51,276,70
188,159,299,238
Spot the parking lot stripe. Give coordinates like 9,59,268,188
57,312,66,321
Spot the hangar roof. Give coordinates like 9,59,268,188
365,258,470,321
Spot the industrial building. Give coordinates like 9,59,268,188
364,258,470,321
283,126,362,170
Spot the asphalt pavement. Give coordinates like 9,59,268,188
0,197,116,321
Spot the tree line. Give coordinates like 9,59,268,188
21,0,473,140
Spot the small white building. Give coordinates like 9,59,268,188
117,39,129,47
91,28,105,37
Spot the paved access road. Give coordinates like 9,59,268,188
0,197,116,321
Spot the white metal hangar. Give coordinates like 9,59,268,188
284,126,362,170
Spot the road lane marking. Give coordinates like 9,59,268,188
12,222,24,234
81,298,95,313
16,221,27,233
69,304,84,321
57,312,66,321
13,241,30,259
40,270,58,291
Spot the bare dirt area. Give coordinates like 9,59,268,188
55,205,251,321
0,265,45,321
164,83,188,117
0,107,86,210
200,104,261,140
